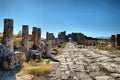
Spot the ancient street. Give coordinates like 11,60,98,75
47,43,120,80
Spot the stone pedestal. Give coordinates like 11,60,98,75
3,19,14,52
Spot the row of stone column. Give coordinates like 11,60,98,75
111,34,120,48
2,19,41,52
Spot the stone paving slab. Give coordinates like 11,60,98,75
47,43,120,80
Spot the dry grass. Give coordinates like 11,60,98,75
22,53,29,62
93,46,120,56
61,42,66,49
22,54,27,62
22,61,53,76
14,38,22,42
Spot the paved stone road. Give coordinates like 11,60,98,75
47,43,120,80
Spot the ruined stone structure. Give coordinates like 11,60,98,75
46,41,52,56
71,33,85,44
32,27,38,48
21,25,29,51
32,27,41,49
117,34,120,48
37,28,41,44
46,32,56,56
58,31,66,42
32,27,37,47
111,35,116,48
3,19,14,52
47,33,55,40
46,32,49,40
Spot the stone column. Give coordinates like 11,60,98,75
117,34,120,48
46,40,52,57
111,35,116,48
3,19,14,52
37,28,41,44
46,32,49,40
32,27,38,48
21,25,29,51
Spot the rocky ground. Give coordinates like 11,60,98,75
3,42,120,80
46,43,120,80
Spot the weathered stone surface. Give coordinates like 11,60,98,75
58,31,66,42
32,27,41,48
21,25,29,51
111,35,116,48
16,73,34,80
95,76,115,80
37,28,41,44
32,27,38,47
46,43,120,80
111,73,120,78
117,34,120,48
46,40,54,56
3,19,14,52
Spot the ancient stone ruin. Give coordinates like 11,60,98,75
111,35,116,48
45,32,55,56
37,28,41,44
0,19,22,70
46,32,49,40
3,19,14,52
21,25,29,51
32,27,41,49
58,31,66,42
117,34,120,48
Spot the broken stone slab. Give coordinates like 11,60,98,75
68,64,77,69
74,65,85,72
95,75,115,80
78,72,93,80
16,73,34,80
98,62,118,73
65,71,70,75
61,73,69,80
60,68,68,71
97,56,111,61
111,73,120,78
88,63,100,71
89,71,105,78
66,61,74,65
47,73,56,78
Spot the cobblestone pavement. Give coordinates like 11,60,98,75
47,43,120,80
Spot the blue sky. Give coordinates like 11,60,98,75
0,0,120,38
